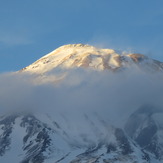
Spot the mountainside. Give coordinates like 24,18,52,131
1,44,163,163
0,111,160,163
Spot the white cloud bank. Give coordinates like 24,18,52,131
0,68,163,128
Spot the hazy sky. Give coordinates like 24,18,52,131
0,0,163,72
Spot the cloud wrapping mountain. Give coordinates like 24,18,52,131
0,67,163,128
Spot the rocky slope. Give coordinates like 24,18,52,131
0,110,160,163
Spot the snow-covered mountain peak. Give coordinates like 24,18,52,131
20,44,128,74
21,44,163,75
42,43,116,59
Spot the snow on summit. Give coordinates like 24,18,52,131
21,44,116,73
21,44,163,74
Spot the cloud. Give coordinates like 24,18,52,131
0,68,163,127
1,68,163,145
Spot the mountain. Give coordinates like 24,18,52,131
125,105,163,161
21,44,163,74
1,44,163,163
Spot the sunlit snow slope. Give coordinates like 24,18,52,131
21,44,163,74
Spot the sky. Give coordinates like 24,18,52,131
0,0,163,72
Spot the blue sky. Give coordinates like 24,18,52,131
0,0,163,72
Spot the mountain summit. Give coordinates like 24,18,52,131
21,44,163,74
